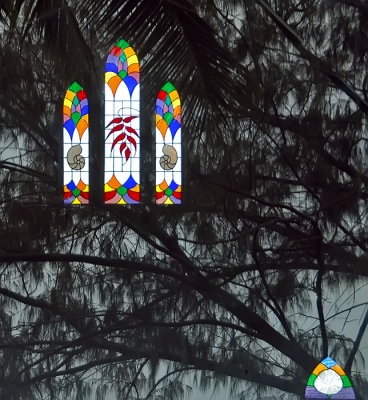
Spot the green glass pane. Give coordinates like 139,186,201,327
165,96,172,106
116,39,130,50
118,70,128,80
72,96,80,106
71,112,81,125
164,112,174,125
307,374,316,386
69,81,82,93
165,188,173,197
119,52,127,63
162,81,175,93
117,186,128,196
72,188,81,197
341,375,352,387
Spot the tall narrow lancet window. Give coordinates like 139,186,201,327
155,82,182,205
63,82,89,204
305,357,356,399
104,39,140,204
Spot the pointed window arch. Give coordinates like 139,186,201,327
63,82,89,204
104,39,140,204
155,82,182,205
305,357,356,399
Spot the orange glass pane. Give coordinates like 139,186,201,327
107,75,122,96
128,63,140,74
77,119,88,139
108,174,122,189
159,180,169,190
312,363,328,376
332,364,345,376
157,119,168,138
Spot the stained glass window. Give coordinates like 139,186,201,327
63,82,89,204
155,82,182,205
305,357,356,399
104,39,140,204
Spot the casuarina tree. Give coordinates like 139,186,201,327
0,1,367,399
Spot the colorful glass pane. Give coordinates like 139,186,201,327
104,39,140,204
305,357,356,399
156,82,182,205
63,82,89,204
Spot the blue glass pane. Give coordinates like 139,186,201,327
171,196,181,204
156,99,165,109
80,98,88,109
107,54,118,65
81,105,89,116
66,180,76,191
64,119,76,139
105,63,119,74
123,193,139,204
169,180,179,191
123,175,137,189
322,357,336,368
124,76,138,96
169,119,181,138
64,196,76,205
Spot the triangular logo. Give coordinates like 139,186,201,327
305,357,355,399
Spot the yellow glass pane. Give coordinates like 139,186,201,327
105,71,116,83
127,55,138,66
130,184,140,192
104,183,115,192
63,98,72,108
172,98,181,109
164,197,174,205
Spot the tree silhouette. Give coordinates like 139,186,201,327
0,0,368,399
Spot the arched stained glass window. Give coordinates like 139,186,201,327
63,82,89,204
104,39,140,204
155,82,182,205
305,357,356,399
